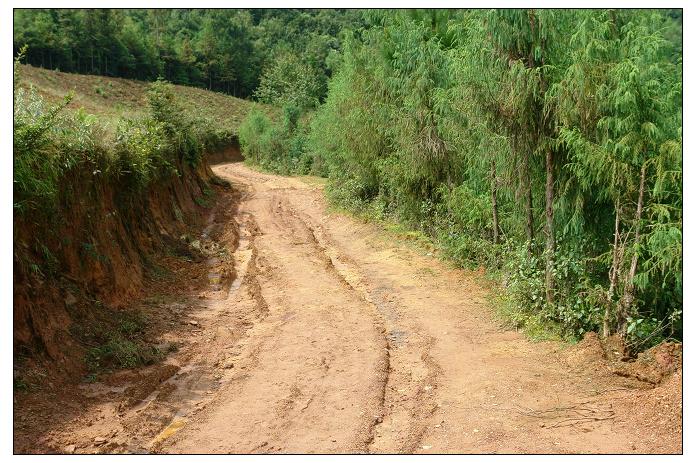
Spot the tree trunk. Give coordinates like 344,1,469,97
603,198,621,338
544,148,555,304
491,160,500,245
523,151,534,255
618,163,647,336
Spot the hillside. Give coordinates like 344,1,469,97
19,64,255,133
13,63,253,380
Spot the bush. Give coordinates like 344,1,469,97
13,84,113,214
437,184,500,268
114,117,175,187
238,107,272,164
499,239,605,340
14,58,235,219
147,78,206,167
238,103,320,176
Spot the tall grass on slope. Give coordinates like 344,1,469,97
14,53,235,216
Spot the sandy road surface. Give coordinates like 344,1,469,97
16,162,680,454
161,163,680,454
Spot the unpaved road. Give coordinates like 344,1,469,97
16,162,681,454
163,163,680,454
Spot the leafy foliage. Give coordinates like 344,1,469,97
13,9,361,99
254,54,322,110
238,104,318,175
14,59,233,213
16,8,682,350
238,9,682,348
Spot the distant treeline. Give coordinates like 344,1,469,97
13,9,362,99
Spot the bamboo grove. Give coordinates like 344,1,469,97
238,9,682,349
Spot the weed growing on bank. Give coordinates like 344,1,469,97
14,53,235,215
74,310,164,374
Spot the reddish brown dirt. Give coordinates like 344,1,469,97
13,158,214,377
13,163,682,454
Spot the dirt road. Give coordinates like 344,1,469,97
16,162,681,454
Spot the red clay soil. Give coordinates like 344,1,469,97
13,148,237,378
13,162,682,454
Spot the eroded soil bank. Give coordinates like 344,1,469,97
13,145,241,378
13,162,682,454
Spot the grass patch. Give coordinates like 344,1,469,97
194,196,212,208
86,338,162,372
297,175,328,187
71,310,164,376
496,298,566,342
19,64,257,136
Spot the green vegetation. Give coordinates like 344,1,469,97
238,105,319,175
240,9,682,350
13,8,682,353
13,53,237,215
13,9,361,100
77,310,163,373
18,64,254,133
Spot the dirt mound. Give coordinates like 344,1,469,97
566,332,682,386
612,369,682,453
613,342,682,385
565,332,611,373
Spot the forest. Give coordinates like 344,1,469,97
14,8,682,350
13,9,361,98
238,9,683,349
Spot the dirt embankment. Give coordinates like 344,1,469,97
13,148,240,379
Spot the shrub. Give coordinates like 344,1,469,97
238,103,319,176
238,107,272,164
114,117,175,187
147,78,203,167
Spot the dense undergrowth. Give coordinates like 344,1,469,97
239,9,682,352
239,105,321,176
14,52,235,217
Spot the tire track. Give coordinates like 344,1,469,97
288,203,443,453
